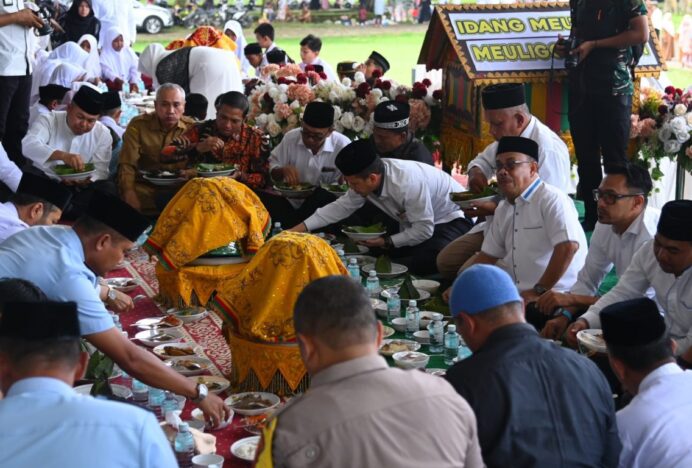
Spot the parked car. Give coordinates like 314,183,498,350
133,0,174,34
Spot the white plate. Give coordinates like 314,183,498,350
135,328,184,347
419,311,444,328
74,383,133,400
231,436,260,462
153,342,204,359
371,298,387,318
143,174,186,186
105,277,140,293
191,407,235,430
413,330,430,345
450,194,497,209
341,229,386,242
55,169,96,181
382,325,395,338
187,376,230,395
134,316,184,330
225,392,281,416
198,169,236,178
273,185,316,199
164,356,214,376
577,329,606,354
362,263,408,279
378,339,421,356
426,368,447,376
380,287,431,303
187,256,250,267
166,306,209,324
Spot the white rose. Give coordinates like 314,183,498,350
332,105,342,121
255,113,269,128
279,84,289,92
379,96,390,104
267,121,282,138
329,90,341,103
659,125,673,141
334,121,344,133
353,116,366,132
354,72,366,84
340,112,355,129
686,112,692,126
266,113,277,125
278,92,288,104
341,77,352,87
674,104,687,116
290,100,301,110
268,88,280,100
370,88,383,99
675,130,690,144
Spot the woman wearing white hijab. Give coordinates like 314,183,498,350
100,26,140,92
77,34,102,83
139,43,242,118
30,42,90,106
48,63,87,89
224,20,251,77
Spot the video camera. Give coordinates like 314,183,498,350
557,36,582,69
33,6,53,37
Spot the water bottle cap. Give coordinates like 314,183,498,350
448,324,456,332
368,270,377,277
274,222,281,227
336,249,345,256
349,258,357,264
409,300,417,307
178,422,189,432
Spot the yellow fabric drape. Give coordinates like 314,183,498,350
211,232,348,344
145,177,270,270
156,262,247,307
166,26,237,52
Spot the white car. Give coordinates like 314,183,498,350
132,1,174,35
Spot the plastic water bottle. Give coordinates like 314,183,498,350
347,258,360,281
405,300,419,339
386,291,401,323
161,397,179,419
121,81,130,97
174,422,195,468
457,345,473,361
428,317,444,354
148,387,165,421
271,222,282,237
366,270,381,298
132,379,148,402
444,324,460,366
336,249,347,266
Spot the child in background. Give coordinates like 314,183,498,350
184,94,209,121
299,34,338,81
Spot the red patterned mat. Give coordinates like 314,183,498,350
110,249,254,467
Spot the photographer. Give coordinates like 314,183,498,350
558,0,649,231
0,2,43,168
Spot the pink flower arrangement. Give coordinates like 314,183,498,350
306,71,323,84
286,83,314,106
274,102,292,120
275,63,302,78
261,64,280,78
408,99,431,133
639,118,657,138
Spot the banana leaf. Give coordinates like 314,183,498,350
450,186,497,202
90,379,114,397
398,276,420,300
84,351,115,381
375,255,392,274
344,222,386,234
344,238,360,254
53,163,95,175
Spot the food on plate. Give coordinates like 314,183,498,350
242,414,269,434
323,182,348,192
343,222,385,234
450,185,497,202
143,169,181,179
375,255,392,274
149,333,175,342
197,377,223,391
230,394,274,410
196,163,236,172
236,441,258,460
172,359,205,371
276,182,315,191
53,163,95,175
398,276,420,300
380,341,412,354
107,278,138,288
399,352,425,362
163,346,196,356
175,308,204,317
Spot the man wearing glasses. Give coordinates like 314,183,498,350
267,101,351,228
540,163,659,341
443,136,587,330
568,200,692,368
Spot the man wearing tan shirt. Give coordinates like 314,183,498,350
117,83,194,216
254,275,483,468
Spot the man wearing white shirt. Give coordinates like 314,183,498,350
0,143,22,196
291,139,472,275
299,34,338,82
446,136,586,326
267,101,350,228
0,2,43,167
0,172,71,244
540,163,659,340
22,85,113,215
569,200,692,365
436,83,572,279
28,84,70,127
600,297,692,468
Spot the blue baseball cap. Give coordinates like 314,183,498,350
449,265,521,317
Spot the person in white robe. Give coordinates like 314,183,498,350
99,26,140,92
77,34,102,83
0,143,22,194
138,43,243,119
31,42,90,105
224,20,251,78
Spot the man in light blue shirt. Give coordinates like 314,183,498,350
0,300,177,468
0,191,230,426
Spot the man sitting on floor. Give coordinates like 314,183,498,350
290,140,472,275
0,173,72,244
0,300,177,467
266,101,351,228
442,136,586,329
161,91,270,191
540,163,659,340
601,297,692,468
370,100,433,165
568,200,692,367
0,191,230,426
255,275,484,468
445,264,621,467
29,84,70,126
436,83,572,280
117,83,195,215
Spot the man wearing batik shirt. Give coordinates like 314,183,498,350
161,91,269,190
